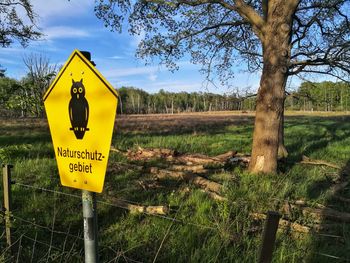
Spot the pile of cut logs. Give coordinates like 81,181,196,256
109,146,350,236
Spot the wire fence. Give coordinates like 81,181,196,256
13,181,218,231
1,173,349,262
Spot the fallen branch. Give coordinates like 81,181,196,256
300,156,341,169
109,197,169,215
137,179,164,190
149,167,222,194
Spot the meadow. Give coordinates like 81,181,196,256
1,111,350,262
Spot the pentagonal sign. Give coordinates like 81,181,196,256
43,50,118,193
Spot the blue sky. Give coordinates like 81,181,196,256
0,0,310,94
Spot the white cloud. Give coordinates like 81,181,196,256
31,0,93,24
0,58,20,65
148,73,157,81
43,26,91,40
0,46,24,54
109,55,124,60
149,81,203,93
102,65,160,78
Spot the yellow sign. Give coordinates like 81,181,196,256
43,50,118,193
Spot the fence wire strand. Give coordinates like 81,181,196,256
10,213,84,241
13,181,218,231
313,252,350,262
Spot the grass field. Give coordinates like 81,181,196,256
1,111,350,262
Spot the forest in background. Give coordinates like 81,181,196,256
115,81,350,114
1,70,350,117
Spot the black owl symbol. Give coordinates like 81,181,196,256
69,79,89,140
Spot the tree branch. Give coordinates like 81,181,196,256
233,0,265,40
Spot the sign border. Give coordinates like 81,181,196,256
43,49,118,101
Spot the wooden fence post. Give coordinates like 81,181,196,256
2,164,13,249
258,211,281,263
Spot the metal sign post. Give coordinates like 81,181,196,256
80,52,98,263
82,190,98,263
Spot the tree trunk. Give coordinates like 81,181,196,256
119,97,123,114
249,1,297,173
171,98,174,114
249,61,286,173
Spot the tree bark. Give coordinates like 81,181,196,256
278,88,288,159
249,60,286,173
277,110,288,160
249,0,297,173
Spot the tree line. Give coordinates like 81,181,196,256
286,81,350,112
117,82,350,114
2,68,350,117
118,87,255,114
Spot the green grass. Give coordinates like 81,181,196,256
1,114,350,262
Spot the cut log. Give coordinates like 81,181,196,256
175,155,224,165
298,206,350,223
293,200,326,209
214,151,237,161
107,162,144,174
283,200,350,223
123,147,234,166
329,181,349,195
126,147,177,161
229,156,251,163
199,190,227,201
300,155,341,169
191,175,222,194
110,146,126,154
150,167,191,180
250,213,311,233
334,195,350,203
109,197,169,215
169,164,207,173
149,167,222,194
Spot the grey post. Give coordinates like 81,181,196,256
258,211,281,263
2,164,13,249
82,190,98,263
80,50,98,263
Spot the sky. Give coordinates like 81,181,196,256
0,0,307,95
